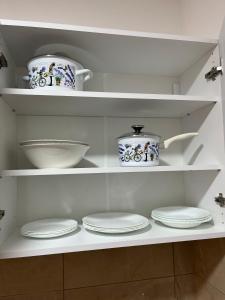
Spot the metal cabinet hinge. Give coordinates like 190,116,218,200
0,210,5,220
0,52,8,69
205,65,223,81
215,193,225,207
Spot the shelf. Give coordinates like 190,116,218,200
0,19,217,76
0,220,224,259
2,89,218,117
0,165,221,177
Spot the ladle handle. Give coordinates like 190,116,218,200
163,132,198,149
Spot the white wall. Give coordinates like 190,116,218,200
0,0,182,34
180,0,225,38
1,0,225,38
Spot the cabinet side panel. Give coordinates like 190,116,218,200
0,97,17,170
0,177,17,245
0,32,16,89
0,98,17,245
180,46,221,97
182,103,225,166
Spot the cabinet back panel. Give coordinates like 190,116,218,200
17,172,184,225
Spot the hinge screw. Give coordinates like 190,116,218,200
215,193,225,207
0,210,5,220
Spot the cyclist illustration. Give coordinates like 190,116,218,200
144,141,150,162
120,144,143,162
29,62,75,89
149,144,160,161
48,63,55,86
30,67,47,88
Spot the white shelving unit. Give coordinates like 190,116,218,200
0,19,225,259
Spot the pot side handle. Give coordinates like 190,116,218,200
163,132,199,149
22,75,30,81
75,69,93,82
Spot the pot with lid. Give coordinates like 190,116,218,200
118,125,198,167
23,54,93,90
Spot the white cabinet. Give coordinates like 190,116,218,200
0,19,225,258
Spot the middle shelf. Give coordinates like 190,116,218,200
2,89,218,117
0,165,221,177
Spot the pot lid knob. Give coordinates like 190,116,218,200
131,125,144,134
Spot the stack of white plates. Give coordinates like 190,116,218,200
21,218,78,238
151,206,212,228
83,212,150,233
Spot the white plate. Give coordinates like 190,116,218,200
152,215,212,228
83,219,150,230
82,212,149,229
151,215,212,223
153,219,210,229
151,206,211,221
83,219,149,233
21,218,78,238
22,227,77,238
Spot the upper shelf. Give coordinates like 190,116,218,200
2,89,217,117
0,19,217,76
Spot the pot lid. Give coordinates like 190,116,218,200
118,125,160,139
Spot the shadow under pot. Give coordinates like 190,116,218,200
23,54,93,91
117,125,198,167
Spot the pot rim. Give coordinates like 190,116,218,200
118,133,161,140
117,125,161,140
27,54,83,67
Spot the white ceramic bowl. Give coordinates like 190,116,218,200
20,140,90,168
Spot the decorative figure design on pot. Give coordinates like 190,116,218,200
23,55,93,91
117,125,198,167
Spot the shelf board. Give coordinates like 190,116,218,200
0,165,221,177
0,220,224,259
2,89,218,117
0,19,217,76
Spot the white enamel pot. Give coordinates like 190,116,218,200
23,55,93,90
118,125,198,167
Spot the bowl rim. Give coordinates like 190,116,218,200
20,139,89,147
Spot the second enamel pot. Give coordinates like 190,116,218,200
118,125,198,167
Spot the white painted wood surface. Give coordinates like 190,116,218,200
0,19,217,76
2,89,218,118
1,165,221,177
0,220,224,259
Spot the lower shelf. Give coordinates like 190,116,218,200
1,220,225,259
0,165,221,177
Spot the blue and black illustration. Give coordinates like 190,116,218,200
29,62,75,89
119,142,159,163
